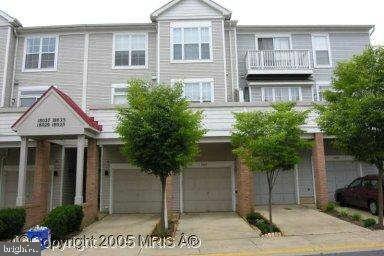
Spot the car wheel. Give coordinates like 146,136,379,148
369,201,378,215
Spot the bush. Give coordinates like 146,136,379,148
246,212,280,234
324,202,336,213
42,205,83,240
363,218,376,228
351,213,362,222
0,208,26,240
338,209,349,218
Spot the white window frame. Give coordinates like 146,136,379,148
22,35,59,72
17,85,50,107
261,87,302,102
112,33,148,69
172,78,215,103
254,34,293,50
111,83,128,104
311,33,332,68
314,81,332,102
170,21,213,63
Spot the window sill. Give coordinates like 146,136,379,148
170,59,214,64
111,65,148,70
21,68,58,73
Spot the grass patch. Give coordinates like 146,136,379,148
351,213,362,222
324,202,336,213
246,212,280,234
363,218,376,228
152,213,180,238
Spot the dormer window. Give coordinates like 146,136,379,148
170,21,212,62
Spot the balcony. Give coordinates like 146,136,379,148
245,50,313,79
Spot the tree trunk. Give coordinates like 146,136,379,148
378,167,384,229
268,185,273,226
160,176,169,232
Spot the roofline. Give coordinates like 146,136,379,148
150,0,231,21
237,24,374,30
18,23,156,34
0,9,22,27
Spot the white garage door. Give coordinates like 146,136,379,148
183,166,233,212
113,168,161,213
254,170,296,205
326,161,359,201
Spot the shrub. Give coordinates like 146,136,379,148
351,213,362,222
42,205,83,240
363,218,376,228
0,208,26,240
246,212,280,234
338,209,349,218
324,202,336,213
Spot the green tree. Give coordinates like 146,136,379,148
116,79,205,232
231,102,311,224
317,47,384,228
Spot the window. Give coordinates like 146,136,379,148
113,34,147,68
312,34,331,67
171,23,212,61
348,178,362,188
18,86,49,107
24,36,58,71
176,79,213,103
111,84,128,104
314,83,332,101
257,36,290,50
261,87,302,102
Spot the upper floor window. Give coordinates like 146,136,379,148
111,84,128,104
312,34,331,67
113,33,147,68
261,87,301,102
171,22,212,61
257,36,290,50
23,36,58,71
173,79,214,103
18,86,49,107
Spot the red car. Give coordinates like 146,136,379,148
335,175,384,215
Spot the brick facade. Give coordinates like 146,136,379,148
312,132,329,208
236,159,253,216
83,138,99,225
26,139,51,227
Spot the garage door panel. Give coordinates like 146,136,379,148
183,166,233,212
254,170,296,205
113,169,161,213
326,161,359,201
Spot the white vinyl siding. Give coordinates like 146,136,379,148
111,84,128,104
312,34,331,67
261,87,302,102
23,36,58,71
113,33,148,68
170,21,212,62
18,86,49,107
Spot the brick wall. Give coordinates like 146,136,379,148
26,140,50,228
83,138,99,226
236,158,253,216
312,133,329,208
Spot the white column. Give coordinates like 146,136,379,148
74,135,85,205
16,137,28,206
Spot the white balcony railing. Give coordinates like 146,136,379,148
246,50,312,74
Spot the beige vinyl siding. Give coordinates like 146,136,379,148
86,31,157,107
13,34,85,106
158,0,222,20
159,20,226,102
0,27,7,106
236,34,255,89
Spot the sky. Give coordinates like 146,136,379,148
1,0,383,45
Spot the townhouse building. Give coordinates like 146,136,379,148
0,0,376,226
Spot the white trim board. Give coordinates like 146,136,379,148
1,27,11,108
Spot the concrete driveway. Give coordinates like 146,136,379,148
44,214,159,256
255,205,368,236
